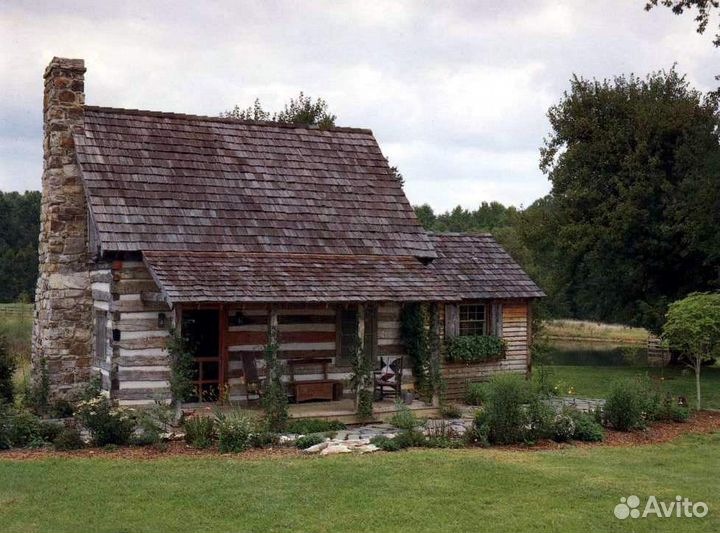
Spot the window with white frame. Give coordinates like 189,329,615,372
459,303,486,336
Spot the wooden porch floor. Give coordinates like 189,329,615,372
188,398,439,425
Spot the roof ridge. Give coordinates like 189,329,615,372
142,250,424,261
428,231,494,237
84,105,374,134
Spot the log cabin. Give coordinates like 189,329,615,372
33,57,544,407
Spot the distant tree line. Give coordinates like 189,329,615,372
0,191,40,302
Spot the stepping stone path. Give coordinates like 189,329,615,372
298,420,473,454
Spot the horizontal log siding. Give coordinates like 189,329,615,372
227,304,339,401
442,300,530,401
111,260,172,406
91,266,113,392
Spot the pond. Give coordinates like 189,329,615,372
546,341,648,367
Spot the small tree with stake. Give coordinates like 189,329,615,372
662,292,720,410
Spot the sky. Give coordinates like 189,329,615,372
1,1,718,211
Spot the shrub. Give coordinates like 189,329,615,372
446,335,505,364
569,410,605,442
485,373,531,444
38,420,63,443
604,378,651,431
131,404,174,447
215,410,255,453
53,428,85,451
370,435,401,452
295,433,325,449
249,431,279,448
394,429,427,448
183,415,215,449
551,412,576,442
261,341,289,431
465,409,490,447
0,334,16,405
5,409,44,448
655,399,690,423
440,403,463,419
526,397,555,441
389,402,421,430
75,396,136,446
50,399,74,419
285,419,346,435
464,382,489,406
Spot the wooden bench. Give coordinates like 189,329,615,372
286,357,343,402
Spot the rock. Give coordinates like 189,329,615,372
302,441,330,453
320,444,352,455
356,444,380,453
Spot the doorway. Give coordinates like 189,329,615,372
181,308,221,402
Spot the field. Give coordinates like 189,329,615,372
0,303,32,390
1,433,718,533
537,365,720,409
543,319,649,344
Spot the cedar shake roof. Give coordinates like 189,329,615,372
74,106,435,258
143,252,456,303
428,233,545,299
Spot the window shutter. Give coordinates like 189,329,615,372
492,303,504,337
445,304,459,338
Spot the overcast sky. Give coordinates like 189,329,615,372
1,1,717,211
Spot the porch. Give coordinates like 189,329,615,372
188,398,440,425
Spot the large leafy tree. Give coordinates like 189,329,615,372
538,69,720,331
663,292,720,409
0,191,41,302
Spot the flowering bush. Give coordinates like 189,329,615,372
215,410,255,453
552,412,576,442
75,396,136,446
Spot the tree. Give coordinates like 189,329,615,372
662,292,720,409
222,94,405,186
645,1,720,47
222,91,336,128
0,191,41,303
538,69,720,331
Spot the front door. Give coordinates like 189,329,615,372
182,308,221,402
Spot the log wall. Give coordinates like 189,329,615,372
103,260,172,406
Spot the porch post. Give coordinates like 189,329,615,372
430,302,442,407
355,303,365,410
268,304,279,345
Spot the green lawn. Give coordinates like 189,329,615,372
1,433,718,533
538,365,720,409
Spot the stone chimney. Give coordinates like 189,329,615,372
32,57,93,399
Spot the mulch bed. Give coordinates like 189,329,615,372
1,411,718,461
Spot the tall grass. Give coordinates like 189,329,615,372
0,304,33,391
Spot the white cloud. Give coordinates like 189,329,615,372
0,0,717,210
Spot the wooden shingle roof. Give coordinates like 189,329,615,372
428,233,545,299
74,106,435,258
143,252,456,303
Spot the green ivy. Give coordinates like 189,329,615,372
349,333,373,419
167,329,196,404
261,340,288,431
446,335,506,364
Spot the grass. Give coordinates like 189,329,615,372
544,319,648,344
537,364,720,409
0,303,33,394
0,433,718,533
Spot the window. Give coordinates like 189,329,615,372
95,311,107,362
459,303,486,336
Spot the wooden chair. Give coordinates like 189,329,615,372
241,353,265,403
374,355,403,400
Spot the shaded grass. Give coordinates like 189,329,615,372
538,365,720,409
0,433,718,533
0,304,33,392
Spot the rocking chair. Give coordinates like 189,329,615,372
374,355,403,400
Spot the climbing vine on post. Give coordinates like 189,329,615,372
350,304,373,419
167,329,196,406
400,302,444,404
261,306,288,431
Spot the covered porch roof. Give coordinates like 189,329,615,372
144,251,458,304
